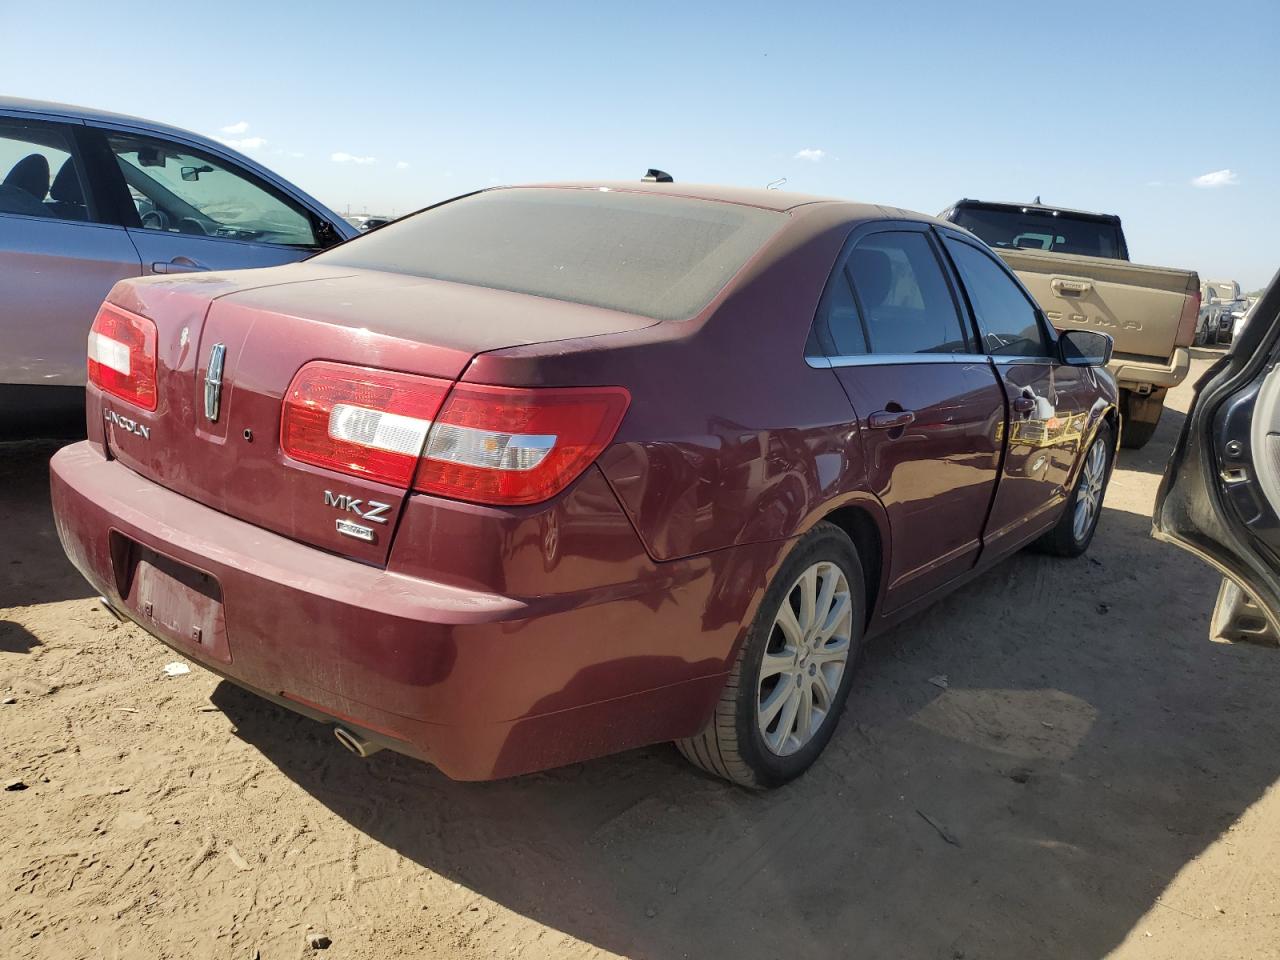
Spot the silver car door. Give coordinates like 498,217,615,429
0,115,142,389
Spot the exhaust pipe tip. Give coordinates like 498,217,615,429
334,725,383,758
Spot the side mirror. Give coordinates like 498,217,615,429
1058,329,1113,367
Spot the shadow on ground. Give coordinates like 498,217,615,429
0,440,94,607
0,620,42,654
215,504,1280,959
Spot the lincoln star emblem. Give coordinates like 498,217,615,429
204,343,226,422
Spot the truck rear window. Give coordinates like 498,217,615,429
950,205,1124,260
314,187,784,321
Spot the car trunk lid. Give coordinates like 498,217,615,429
99,264,656,565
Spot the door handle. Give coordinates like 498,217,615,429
869,409,916,431
1012,396,1037,415
152,257,209,274
1051,277,1092,296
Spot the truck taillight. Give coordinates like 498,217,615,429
1175,289,1202,346
87,303,158,411
413,383,631,505
281,363,630,504
281,361,452,487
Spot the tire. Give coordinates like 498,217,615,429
676,522,866,788
1034,422,1114,557
1119,389,1163,450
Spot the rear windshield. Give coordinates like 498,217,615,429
950,204,1124,260
313,188,784,321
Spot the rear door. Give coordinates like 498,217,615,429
0,113,142,388
91,127,327,276
940,232,1098,553
1155,274,1280,643
812,223,1007,612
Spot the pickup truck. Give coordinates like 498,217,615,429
942,199,1201,449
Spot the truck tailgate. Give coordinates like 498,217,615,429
996,248,1198,361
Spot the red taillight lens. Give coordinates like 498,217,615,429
413,383,631,505
87,303,158,411
1175,289,1202,346
281,361,452,486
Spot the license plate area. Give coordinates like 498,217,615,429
110,532,230,663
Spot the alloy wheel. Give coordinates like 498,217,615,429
1073,436,1108,542
756,561,853,756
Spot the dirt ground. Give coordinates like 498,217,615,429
5,350,1280,960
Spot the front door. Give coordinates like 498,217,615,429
940,232,1096,553
815,225,1006,611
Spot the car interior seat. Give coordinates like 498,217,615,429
47,158,88,221
0,153,52,216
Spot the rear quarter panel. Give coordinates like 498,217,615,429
465,203,888,563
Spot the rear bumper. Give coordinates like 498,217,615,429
50,443,768,780
1110,346,1190,392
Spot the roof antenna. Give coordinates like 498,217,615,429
1033,195,1042,204
766,177,787,190
642,169,673,183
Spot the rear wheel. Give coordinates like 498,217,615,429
1035,422,1114,557
1119,388,1164,450
676,522,866,788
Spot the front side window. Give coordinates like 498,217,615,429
0,120,92,222
944,237,1052,358
107,134,316,247
843,231,968,355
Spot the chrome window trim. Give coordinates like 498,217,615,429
990,354,1056,365
807,352,1058,369
806,352,994,369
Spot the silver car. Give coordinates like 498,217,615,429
0,98,357,422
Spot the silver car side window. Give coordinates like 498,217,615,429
106,133,317,247
0,120,94,223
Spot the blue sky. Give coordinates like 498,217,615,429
5,0,1277,288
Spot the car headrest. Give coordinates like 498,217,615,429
3,153,50,201
848,248,893,309
50,158,83,205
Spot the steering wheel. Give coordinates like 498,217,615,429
140,209,170,231
178,217,211,237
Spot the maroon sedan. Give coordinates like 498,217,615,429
51,181,1118,787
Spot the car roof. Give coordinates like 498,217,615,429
0,96,224,147
0,96,356,238
497,181,948,228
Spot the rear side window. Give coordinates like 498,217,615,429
0,119,93,222
944,237,1052,358
314,188,783,321
839,231,969,355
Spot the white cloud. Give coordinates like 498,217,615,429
1191,169,1239,188
332,152,377,165
395,160,410,170
220,121,250,135
793,148,827,162
216,136,267,151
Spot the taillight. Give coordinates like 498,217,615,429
280,362,630,505
281,361,451,486
87,303,158,411
414,383,630,506
1175,289,1202,346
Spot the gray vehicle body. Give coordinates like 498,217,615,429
0,98,357,396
